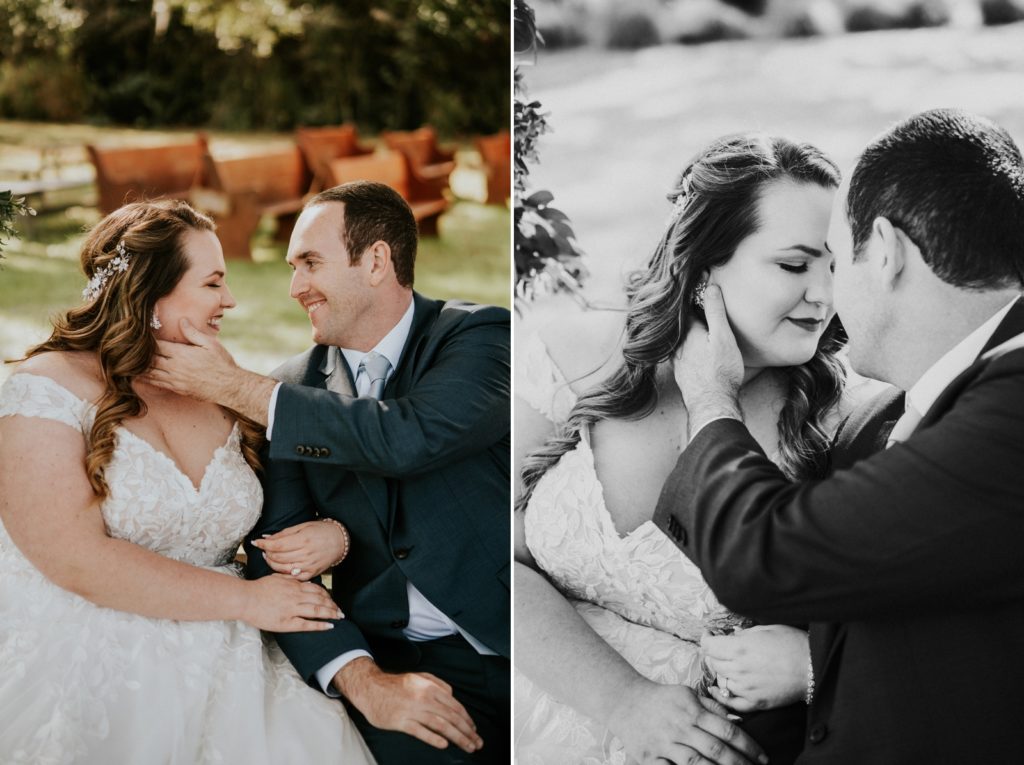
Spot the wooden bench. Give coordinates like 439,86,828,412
381,127,456,191
328,152,448,236
475,131,511,205
86,135,208,215
190,148,312,260
296,124,374,192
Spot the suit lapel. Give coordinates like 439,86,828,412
320,345,357,397
315,345,392,530
386,292,439,397
376,294,440,530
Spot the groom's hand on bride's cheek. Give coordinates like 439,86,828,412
675,284,744,437
148,319,238,401
335,657,484,754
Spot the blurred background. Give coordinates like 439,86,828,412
0,0,511,383
514,0,1024,320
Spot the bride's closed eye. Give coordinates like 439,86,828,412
779,262,809,274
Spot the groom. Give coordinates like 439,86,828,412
657,108,1024,763
151,181,510,763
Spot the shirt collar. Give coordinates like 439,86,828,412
906,296,1019,417
339,297,415,380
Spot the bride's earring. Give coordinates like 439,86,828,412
151,312,162,330
693,281,708,309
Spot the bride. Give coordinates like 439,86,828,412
514,133,882,764
0,200,375,764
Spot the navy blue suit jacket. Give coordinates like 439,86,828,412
245,293,510,686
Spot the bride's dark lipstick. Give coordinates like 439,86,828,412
786,317,824,332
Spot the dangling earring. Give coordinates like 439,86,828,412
693,281,708,309
151,312,162,330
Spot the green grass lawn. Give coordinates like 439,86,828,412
1,120,509,381
1,196,509,382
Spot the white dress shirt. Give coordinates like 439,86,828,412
264,299,494,695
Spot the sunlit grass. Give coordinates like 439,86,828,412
1,200,509,381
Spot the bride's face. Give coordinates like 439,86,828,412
709,180,836,369
153,228,236,343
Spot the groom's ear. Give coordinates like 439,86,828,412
365,240,393,287
872,216,910,291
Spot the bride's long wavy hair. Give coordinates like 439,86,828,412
24,199,263,498
518,133,847,512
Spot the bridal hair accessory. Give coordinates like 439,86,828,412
667,170,695,226
693,280,708,309
150,313,162,330
83,240,132,302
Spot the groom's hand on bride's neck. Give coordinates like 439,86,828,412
334,656,484,754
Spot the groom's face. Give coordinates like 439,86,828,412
828,176,884,378
286,203,374,348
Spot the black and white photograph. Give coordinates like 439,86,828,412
513,1,1024,763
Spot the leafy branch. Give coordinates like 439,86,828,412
514,0,587,303
0,191,36,262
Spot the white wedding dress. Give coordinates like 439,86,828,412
514,334,738,765
0,373,376,765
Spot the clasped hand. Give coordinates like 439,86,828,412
251,520,348,581
702,625,810,713
608,678,767,765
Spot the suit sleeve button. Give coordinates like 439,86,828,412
321,447,330,458
295,445,306,456
312,448,322,458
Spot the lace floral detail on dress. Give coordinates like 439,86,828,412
515,337,728,765
0,373,90,431
0,372,375,765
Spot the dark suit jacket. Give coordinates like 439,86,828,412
654,301,1024,763
245,292,510,686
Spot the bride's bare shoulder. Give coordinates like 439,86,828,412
11,352,104,402
519,302,625,393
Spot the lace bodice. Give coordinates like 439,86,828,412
518,333,726,641
0,373,262,569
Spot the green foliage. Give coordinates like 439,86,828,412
0,190,36,261
513,0,586,303
0,0,509,134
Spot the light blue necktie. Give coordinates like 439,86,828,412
359,351,392,400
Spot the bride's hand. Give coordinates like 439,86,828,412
607,677,766,765
701,625,809,713
251,519,349,580
241,574,342,632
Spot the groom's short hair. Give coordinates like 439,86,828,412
847,108,1024,289
307,181,418,287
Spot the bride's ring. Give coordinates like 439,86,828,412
290,567,302,576
717,674,733,698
